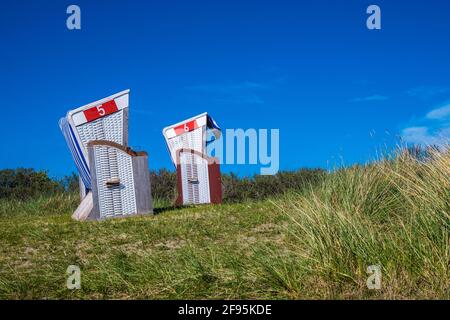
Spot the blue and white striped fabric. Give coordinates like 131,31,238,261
207,114,221,132
59,117,91,190
206,114,221,146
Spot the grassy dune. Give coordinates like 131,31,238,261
0,148,448,299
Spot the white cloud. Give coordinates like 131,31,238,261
401,93,450,148
186,82,266,93
401,112,450,148
185,81,267,105
216,94,264,105
401,127,445,146
426,103,450,120
351,94,389,102
406,86,450,99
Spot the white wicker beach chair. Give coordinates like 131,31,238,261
163,113,222,205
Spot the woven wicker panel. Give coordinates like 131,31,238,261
179,151,210,205
168,126,204,165
117,151,137,216
77,111,124,151
93,145,137,218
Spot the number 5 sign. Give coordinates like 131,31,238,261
83,100,118,122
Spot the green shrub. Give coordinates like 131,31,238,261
0,168,64,200
147,168,326,203
221,169,326,202
150,168,177,203
0,167,326,204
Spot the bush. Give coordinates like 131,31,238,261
221,169,326,202
57,172,80,193
0,167,326,204
148,168,326,203
150,168,177,202
0,168,64,201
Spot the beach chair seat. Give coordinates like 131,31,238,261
175,148,221,206
87,140,153,220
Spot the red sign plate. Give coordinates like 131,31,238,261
174,120,198,135
83,100,118,122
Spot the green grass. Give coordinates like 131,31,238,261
0,147,448,299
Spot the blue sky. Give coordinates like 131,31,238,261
0,0,449,177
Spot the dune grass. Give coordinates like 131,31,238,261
0,147,448,299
